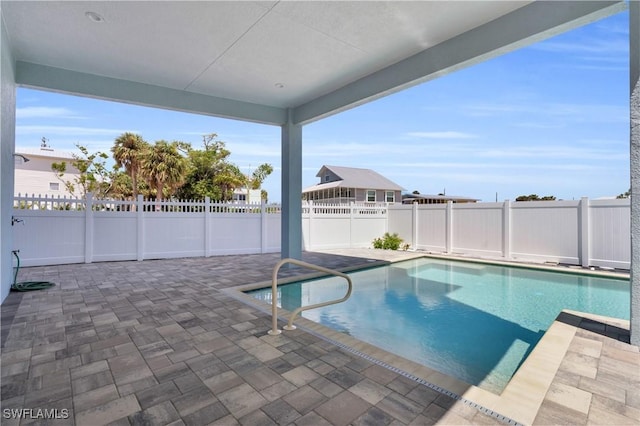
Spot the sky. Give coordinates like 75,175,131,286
15,8,630,203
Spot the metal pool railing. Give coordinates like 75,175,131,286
268,258,353,335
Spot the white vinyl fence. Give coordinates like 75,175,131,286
12,195,630,269
387,198,630,270
12,193,281,267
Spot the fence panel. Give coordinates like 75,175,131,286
209,213,263,255
415,206,447,252
589,199,630,269
93,212,137,262
12,210,85,266
510,201,580,264
388,205,414,247
145,212,206,259
452,203,504,257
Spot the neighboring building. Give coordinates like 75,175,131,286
402,193,479,204
14,146,80,198
232,188,262,203
302,165,403,204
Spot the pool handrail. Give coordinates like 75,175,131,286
268,258,353,335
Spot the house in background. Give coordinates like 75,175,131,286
402,193,479,204
232,188,262,204
14,145,79,198
302,165,404,204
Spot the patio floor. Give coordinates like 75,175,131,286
1,250,638,425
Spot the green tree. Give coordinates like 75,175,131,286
140,140,188,203
617,188,631,199
51,144,112,199
515,194,556,201
176,134,233,200
246,163,274,201
112,132,148,202
214,163,245,201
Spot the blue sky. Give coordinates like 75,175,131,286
16,9,629,203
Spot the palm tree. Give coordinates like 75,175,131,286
214,163,245,201
140,140,188,207
112,133,148,202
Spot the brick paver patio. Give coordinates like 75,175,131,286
1,251,638,425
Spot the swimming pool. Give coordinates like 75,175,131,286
247,257,629,393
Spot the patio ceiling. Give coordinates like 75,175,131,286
1,1,626,126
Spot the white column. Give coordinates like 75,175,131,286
205,196,211,257
84,192,94,263
412,201,418,250
261,199,267,253
281,111,303,260
0,13,16,303
445,201,453,254
630,0,640,346
579,197,590,268
503,200,511,260
136,194,144,261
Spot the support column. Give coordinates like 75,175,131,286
0,14,17,303
281,111,303,260
630,0,640,346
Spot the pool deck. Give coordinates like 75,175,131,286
1,250,638,425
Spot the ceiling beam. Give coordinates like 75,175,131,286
15,62,288,126
292,1,626,125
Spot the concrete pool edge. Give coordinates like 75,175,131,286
224,258,631,425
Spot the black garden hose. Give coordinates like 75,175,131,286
11,250,55,292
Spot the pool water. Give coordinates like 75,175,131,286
247,257,629,393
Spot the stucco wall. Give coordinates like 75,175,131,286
1,9,17,303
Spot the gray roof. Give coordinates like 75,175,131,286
16,147,75,160
303,165,404,193
402,193,479,202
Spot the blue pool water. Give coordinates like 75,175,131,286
247,257,629,393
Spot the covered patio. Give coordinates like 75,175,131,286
1,251,638,425
2,2,638,344
1,1,639,424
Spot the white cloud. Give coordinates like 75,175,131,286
16,106,84,119
405,131,478,139
17,125,136,136
532,37,627,55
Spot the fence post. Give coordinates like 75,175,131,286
412,202,418,250
261,199,267,253
137,194,144,261
350,201,355,248
503,200,511,260
580,197,590,267
84,192,94,263
205,196,211,257
445,201,453,254
308,200,314,251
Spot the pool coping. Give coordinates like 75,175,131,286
224,255,631,425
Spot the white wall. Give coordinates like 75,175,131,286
14,153,80,198
1,11,16,302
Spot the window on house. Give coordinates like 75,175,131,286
366,190,376,202
324,174,330,182
49,182,59,190
385,191,395,203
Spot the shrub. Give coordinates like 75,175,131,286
372,232,403,250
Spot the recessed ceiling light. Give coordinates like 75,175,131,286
275,83,284,89
85,11,105,23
